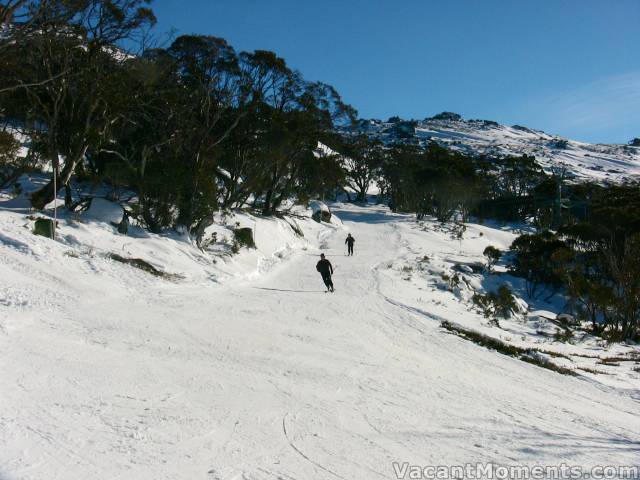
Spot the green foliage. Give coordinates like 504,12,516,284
109,253,182,280
0,130,21,185
554,327,574,343
483,245,502,271
472,285,519,324
1,4,355,227
233,227,255,249
440,320,577,376
1,0,158,210
7,1,640,346
382,143,484,222
430,112,462,122
337,134,384,202
474,154,548,222
507,185,640,341
549,138,569,149
510,231,571,298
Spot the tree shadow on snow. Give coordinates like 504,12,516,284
331,207,407,225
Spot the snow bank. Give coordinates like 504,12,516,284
82,198,124,225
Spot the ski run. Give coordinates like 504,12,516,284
1,185,639,480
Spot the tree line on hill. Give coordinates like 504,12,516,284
0,0,355,235
381,142,640,341
1,1,639,340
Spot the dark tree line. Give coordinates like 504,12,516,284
0,1,560,232
3,2,639,341
375,143,552,224
510,185,640,341
361,133,640,341
0,0,355,237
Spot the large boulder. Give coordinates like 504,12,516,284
310,201,331,223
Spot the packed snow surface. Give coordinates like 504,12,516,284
1,200,639,479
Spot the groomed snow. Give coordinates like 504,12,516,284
1,200,639,480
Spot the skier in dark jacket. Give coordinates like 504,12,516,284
316,253,334,292
345,233,355,256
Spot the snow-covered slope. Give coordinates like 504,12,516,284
346,115,640,183
1,195,639,479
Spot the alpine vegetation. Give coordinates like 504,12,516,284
1,2,640,479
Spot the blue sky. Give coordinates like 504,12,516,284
151,0,640,144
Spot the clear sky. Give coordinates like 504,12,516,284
151,0,640,144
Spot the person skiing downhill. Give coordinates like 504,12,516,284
345,233,355,256
316,253,334,292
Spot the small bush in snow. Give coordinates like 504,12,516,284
289,221,304,237
108,253,182,280
483,246,502,272
472,285,519,324
550,138,569,149
553,327,574,344
233,227,255,249
439,271,461,291
452,223,466,240
440,321,577,376
401,265,413,280
449,272,461,290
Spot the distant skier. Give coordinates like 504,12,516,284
345,233,355,256
316,253,334,292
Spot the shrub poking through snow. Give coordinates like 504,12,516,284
108,253,182,280
483,245,502,272
451,223,466,240
554,327,575,343
401,265,413,280
287,220,304,237
472,285,519,324
440,321,577,376
233,227,255,249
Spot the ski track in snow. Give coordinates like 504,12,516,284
1,203,640,479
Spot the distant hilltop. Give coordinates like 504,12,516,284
340,112,640,183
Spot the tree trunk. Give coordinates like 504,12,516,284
262,189,273,216
65,184,73,209
31,144,88,210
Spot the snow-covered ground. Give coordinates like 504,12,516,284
348,117,640,183
1,193,639,479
